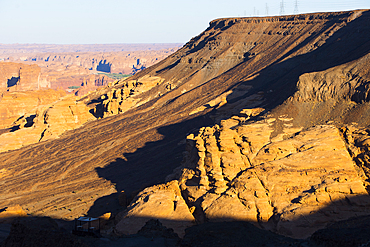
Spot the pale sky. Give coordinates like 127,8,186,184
0,0,369,44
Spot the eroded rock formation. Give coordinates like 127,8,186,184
114,109,370,239
0,62,42,92
177,120,370,238
115,181,195,237
0,89,66,129
0,94,94,153
90,75,166,118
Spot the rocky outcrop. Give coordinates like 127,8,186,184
270,51,370,128
90,75,165,118
0,89,66,129
0,205,27,223
111,106,370,239
341,126,370,180
0,62,41,92
146,116,370,239
115,181,195,238
0,94,94,153
179,123,370,238
293,54,370,103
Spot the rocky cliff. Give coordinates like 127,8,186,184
0,62,42,92
1,9,370,243
0,89,66,129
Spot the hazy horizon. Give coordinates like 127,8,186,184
0,0,369,44
0,43,183,55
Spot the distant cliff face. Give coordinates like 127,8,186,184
0,46,181,93
1,10,370,243
0,89,66,129
0,62,41,92
19,49,177,75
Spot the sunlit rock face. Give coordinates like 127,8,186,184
115,111,370,239
0,62,42,92
176,120,370,239
110,10,370,239
115,181,195,238
0,94,94,153
0,89,66,129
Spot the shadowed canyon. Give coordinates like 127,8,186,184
1,9,370,246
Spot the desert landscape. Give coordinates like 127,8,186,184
1,9,370,247
0,43,181,95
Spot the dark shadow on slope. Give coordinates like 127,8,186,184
156,59,181,74
86,193,123,217
89,114,214,217
4,196,370,246
180,204,370,247
181,221,303,247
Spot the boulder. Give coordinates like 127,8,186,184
115,181,195,238
0,205,27,223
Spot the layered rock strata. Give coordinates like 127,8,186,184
0,94,94,153
0,62,42,92
116,115,370,239
0,89,66,129
179,122,370,239
91,75,165,118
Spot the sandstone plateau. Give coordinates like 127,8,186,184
1,9,370,246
